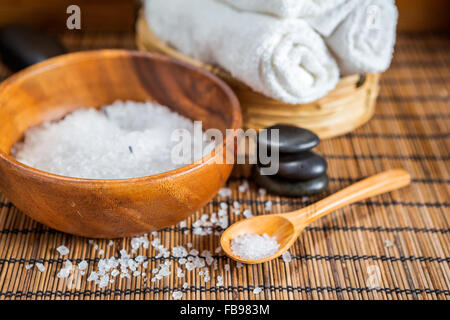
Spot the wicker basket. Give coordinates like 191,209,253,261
136,12,380,139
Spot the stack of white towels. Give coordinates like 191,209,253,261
144,0,398,104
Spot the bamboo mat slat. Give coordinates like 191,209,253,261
0,32,448,300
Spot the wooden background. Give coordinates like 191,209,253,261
0,0,448,32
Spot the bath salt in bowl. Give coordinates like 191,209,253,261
0,50,241,238
12,100,215,179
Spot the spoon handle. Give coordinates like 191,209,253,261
287,169,411,227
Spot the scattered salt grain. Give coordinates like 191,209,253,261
35,263,45,272
224,264,230,271
258,188,267,196
183,282,189,289
78,260,88,271
57,260,73,279
173,246,188,258
217,276,224,286
56,245,69,256
173,291,183,300
264,201,273,211
177,267,185,278
236,262,243,269
220,202,228,210
253,287,263,294
179,220,187,228
243,209,253,218
282,251,292,263
238,180,249,193
385,240,394,248
98,249,104,255
231,234,280,260
25,264,34,270
108,240,114,246
12,100,214,179
218,187,232,198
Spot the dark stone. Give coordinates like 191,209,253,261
0,26,66,72
258,124,319,154
253,165,329,197
277,151,327,181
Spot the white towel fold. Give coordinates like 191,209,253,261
145,0,339,104
219,0,349,18
325,0,398,75
307,0,359,37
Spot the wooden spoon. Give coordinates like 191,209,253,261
221,169,411,264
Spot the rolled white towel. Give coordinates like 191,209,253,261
326,0,398,75
145,0,339,104
219,0,349,18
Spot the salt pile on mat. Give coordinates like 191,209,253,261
12,100,214,179
231,233,280,260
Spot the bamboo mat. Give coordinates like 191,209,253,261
0,32,448,300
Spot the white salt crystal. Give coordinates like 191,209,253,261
57,260,72,279
385,240,394,248
236,262,243,269
108,240,114,246
258,188,267,196
87,272,98,282
217,276,224,286
12,100,213,179
56,245,70,256
179,220,187,228
172,291,183,300
238,180,249,193
203,268,210,282
282,251,292,263
25,264,34,270
98,249,104,255
215,246,222,253
231,233,280,260
35,263,45,272
186,242,193,248
183,282,189,289
265,201,273,211
173,246,188,258
218,188,232,197
224,264,230,271
111,270,120,277
243,209,253,218
253,287,263,294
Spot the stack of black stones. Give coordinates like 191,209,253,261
253,124,329,197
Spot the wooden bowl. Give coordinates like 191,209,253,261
0,50,242,238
